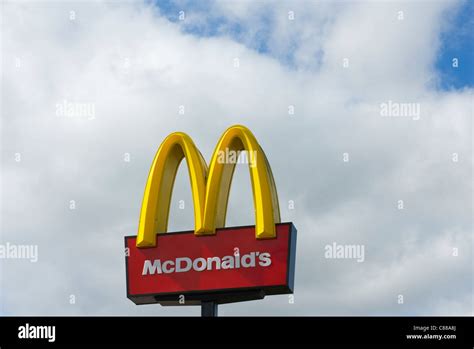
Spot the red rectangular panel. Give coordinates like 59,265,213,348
125,223,296,305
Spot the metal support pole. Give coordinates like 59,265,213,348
201,301,218,317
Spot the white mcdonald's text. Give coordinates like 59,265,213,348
142,251,272,275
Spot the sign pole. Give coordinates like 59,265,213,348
201,301,218,317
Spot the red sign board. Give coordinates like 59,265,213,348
125,222,297,305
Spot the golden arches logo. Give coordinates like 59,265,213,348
136,125,281,247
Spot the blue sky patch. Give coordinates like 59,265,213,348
153,0,473,90
435,0,474,89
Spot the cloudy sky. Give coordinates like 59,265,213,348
1,0,472,316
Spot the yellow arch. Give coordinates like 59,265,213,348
136,125,280,247
197,125,280,239
136,133,208,247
